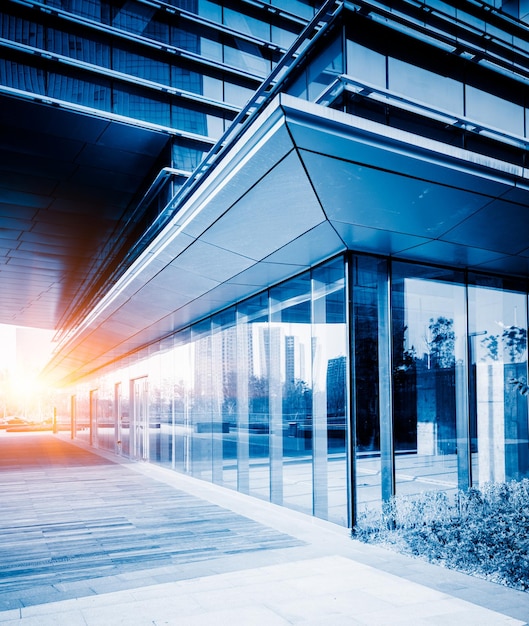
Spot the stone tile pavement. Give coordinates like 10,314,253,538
0,432,528,625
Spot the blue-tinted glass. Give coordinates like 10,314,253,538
197,0,222,21
224,9,270,40
466,85,523,138
389,58,464,117
44,0,110,21
224,41,271,76
307,34,343,100
171,142,207,170
224,82,254,107
114,88,170,125
172,26,201,54
111,3,168,42
172,104,208,135
113,48,170,83
46,30,110,66
0,15,45,47
172,66,203,94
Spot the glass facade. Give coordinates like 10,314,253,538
68,252,529,527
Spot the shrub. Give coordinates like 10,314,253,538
354,480,529,590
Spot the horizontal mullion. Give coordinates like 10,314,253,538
0,38,242,115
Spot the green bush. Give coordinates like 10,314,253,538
354,481,529,590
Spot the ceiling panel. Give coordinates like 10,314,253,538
0,94,169,330
300,150,491,239
441,200,529,255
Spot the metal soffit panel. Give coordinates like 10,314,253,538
45,95,529,384
0,96,169,330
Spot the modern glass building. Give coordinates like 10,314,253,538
3,0,529,529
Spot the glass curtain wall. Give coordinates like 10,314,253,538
468,276,529,486
351,256,382,516
391,262,468,500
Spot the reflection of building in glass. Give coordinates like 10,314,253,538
5,1,529,529
326,356,346,418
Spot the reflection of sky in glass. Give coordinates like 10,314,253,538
404,278,465,361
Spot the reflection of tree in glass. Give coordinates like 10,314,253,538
428,316,455,369
481,334,500,361
502,325,527,363
480,325,527,363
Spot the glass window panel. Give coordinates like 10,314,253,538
468,280,529,486
388,58,464,117
197,0,221,21
352,256,382,516
466,85,523,137
312,258,347,525
270,271,313,515
224,9,270,40
346,41,386,90
46,71,111,109
171,104,209,136
44,0,109,20
189,319,213,481
271,0,315,19
271,25,297,50
392,263,466,500
113,49,170,84
173,330,192,474
211,309,237,488
114,88,170,125
111,4,168,42
307,34,343,101
95,377,114,451
224,82,254,107
45,30,110,66
237,293,271,501
0,60,46,95
171,141,208,171
0,15,45,47
224,42,271,77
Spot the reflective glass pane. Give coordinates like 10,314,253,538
270,271,313,515
468,280,529,485
211,308,237,488
1,15,45,47
47,71,111,110
346,41,386,90
312,259,347,525
392,263,466,499
388,58,464,116
466,85,523,137
95,378,114,451
353,256,382,515
189,320,213,481
237,293,270,501
114,88,169,125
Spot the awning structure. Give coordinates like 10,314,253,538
45,94,529,384
0,95,170,330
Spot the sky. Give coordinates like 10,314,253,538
0,324,55,376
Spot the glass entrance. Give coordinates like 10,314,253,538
132,377,149,461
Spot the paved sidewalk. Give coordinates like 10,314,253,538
0,432,528,625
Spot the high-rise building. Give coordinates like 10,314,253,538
2,0,529,528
